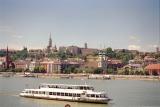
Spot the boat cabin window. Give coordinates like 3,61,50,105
65,93,68,96
53,92,56,95
91,94,95,97
73,93,76,97
86,94,90,97
41,91,45,94
49,92,52,95
69,93,72,96
35,91,38,94
77,94,80,97
68,87,72,89
79,86,83,90
100,94,106,98
96,95,100,98
61,93,64,96
57,92,60,96
39,91,42,94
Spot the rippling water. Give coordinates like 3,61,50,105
0,77,160,107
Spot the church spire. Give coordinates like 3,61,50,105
6,46,9,69
49,32,52,48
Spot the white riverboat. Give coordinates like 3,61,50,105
20,83,110,104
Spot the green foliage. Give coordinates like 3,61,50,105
0,51,5,57
48,52,58,59
79,67,94,74
93,68,103,74
57,51,67,60
92,51,99,56
0,68,6,72
11,47,28,60
33,66,46,73
63,65,76,74
104,47,116,58
106,68,114,74
13,68,23,72
116,52,134,64
117,67,145,75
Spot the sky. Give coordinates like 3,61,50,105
0,0,159,52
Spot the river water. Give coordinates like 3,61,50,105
0,77,160,107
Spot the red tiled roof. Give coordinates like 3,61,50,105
145,64,160,70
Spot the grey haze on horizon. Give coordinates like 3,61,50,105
0,0,159,52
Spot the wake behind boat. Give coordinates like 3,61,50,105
20,83,110,104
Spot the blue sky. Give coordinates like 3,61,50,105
0,0,159,52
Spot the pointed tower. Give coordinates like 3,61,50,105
49,33,52,48
6,46,9,69
84,42,88,49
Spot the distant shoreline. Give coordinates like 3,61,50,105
0,72,160,81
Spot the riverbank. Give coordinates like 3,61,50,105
0,72,160,81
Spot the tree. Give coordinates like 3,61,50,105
116,51,134,64
93,68,103,74
33,66,46,73
48,52,58,59
107,68,114,74
57,51,67,60
63,65,76,74
11,47,28,60
104,47,116,58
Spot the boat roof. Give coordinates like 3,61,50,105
40,83,93,87
24,88,106,94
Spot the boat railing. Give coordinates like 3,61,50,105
39,84,94,91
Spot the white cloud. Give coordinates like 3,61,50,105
128,45,141,50
12,35,23,39
0,26,23,39
129,35,140,42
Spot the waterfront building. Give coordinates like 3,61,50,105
98,52,107,70
14,60,30,70
40,60,83,74
29,61,40,72
145,64,160,75
143,56,157,66
40,60,61,73
107,59,123,71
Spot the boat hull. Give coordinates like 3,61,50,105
20,94,109,104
